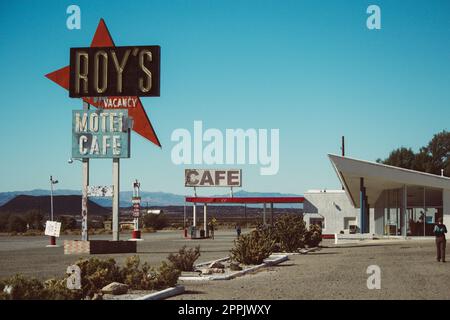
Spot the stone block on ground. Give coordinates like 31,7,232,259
208,261,225,269
101,282,129,295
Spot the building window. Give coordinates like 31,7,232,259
310,218,325,229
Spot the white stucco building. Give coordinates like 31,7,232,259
303,190,361,235
304,154,450,237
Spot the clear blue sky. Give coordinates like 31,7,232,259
0,0,449,195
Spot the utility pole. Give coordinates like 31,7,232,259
81,101,90,241
49,175,58,246
341,136,345,190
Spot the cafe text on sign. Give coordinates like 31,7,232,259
69,46,161,97
72,110,131,159
185,169,242,187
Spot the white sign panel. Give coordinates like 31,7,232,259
185,169,242,187
87,186,114,197
45,221,62,237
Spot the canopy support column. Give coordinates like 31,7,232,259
360,178,365,234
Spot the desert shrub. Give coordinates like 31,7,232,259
143,213,168,230
57,216,78,231
142,227,156,233
273,214,307,252
7,215,27,233
167,246,201,271
119,255,180,290
75,257,121,298
0,274,45,300
305,224,322,247
148,261,181,290
0,275,81,300
43,278,83,300
230,226,276,265
0,256,181,300
0,213,11,232
23,229,43,236
24,210,44,230
120,255,151,289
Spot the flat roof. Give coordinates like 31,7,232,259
185,196,305,204
305,189,346,194
328,154,450,207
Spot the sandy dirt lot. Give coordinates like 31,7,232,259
0,231,449,299
172,239,450,300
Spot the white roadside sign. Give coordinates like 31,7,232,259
45,221,62,237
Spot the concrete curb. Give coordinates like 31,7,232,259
273,247,321,255
195,257,231,268
179,254,288,281
134,285,185,300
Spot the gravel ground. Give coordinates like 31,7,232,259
1,231,448,299
172,239,450,300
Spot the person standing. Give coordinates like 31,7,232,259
208,217,216,240
235,223,242,238
434,218,447,262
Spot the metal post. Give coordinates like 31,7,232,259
48,176,57,247
112,158,120,241
204,204,207,237
423,187,426,237
81,101,90,241
270,203,274,226
244,204,248,229
403,185,407,237
360,178,365,234
341,136,345,190
365,197,369,234
183,202,186,229
50,176,54,222
193,204,197,227
193,187,197,228
263,203,267,225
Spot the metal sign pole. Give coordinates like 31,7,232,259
112,158,120,241
50,176,54,222
81,101,90,241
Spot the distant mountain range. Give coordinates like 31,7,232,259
0,189,302,208
0,195,110,216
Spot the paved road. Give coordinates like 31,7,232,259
172,239,450,300
0,230,239,280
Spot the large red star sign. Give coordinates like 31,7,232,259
45,18,161,147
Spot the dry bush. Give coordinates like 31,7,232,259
167,246,201,272
305,224,322,247
230,226,276,265
273,214,307,252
